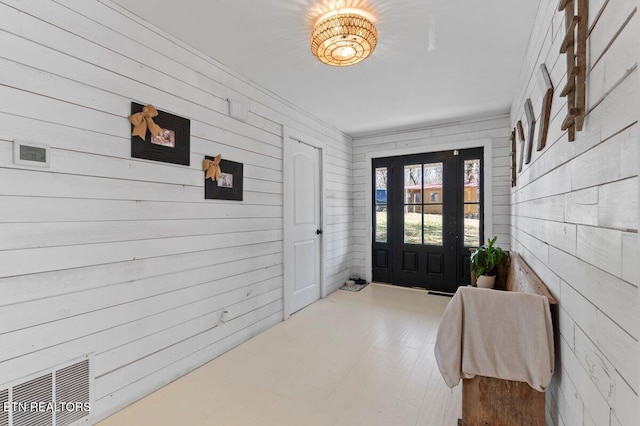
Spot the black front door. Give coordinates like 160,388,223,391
372,148,483,293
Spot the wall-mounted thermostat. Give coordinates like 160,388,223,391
13,140,50,168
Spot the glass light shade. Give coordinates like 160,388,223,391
310,11,378,67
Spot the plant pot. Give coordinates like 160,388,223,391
476,275,496,289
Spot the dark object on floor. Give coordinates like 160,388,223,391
340,282,369,292
354,278,366,285
428,290,454,298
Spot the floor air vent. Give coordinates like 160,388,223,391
1,357,92,426
427,290,454,297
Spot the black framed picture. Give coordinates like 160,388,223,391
130,102,190,166
204,157,243,201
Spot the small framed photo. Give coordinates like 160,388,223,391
217,173,234,188
205,157,243,201
151,129,176,148
130,102,190,165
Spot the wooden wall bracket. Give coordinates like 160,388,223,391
517,120,525,172
558,0,588,142
524,99,536,164
510,129,517,187
537,64,554,151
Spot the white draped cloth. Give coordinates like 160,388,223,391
434,286,554,392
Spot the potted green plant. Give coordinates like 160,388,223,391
470,236,505,289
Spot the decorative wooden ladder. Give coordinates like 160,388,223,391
558,0,588,142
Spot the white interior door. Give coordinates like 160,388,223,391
290,140,321,314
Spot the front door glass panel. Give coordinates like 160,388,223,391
375,167,388,243
463,159,481,247
423,162,443,246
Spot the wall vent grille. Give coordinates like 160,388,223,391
0,389,9,426
0,357,92,426
56,360,90,426
13,374,53,426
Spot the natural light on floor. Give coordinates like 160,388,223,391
98,284,461,426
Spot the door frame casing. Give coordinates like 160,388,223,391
364,138,494,284
283,126,327,320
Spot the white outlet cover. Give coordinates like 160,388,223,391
228,99,248,122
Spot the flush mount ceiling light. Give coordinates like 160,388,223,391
310,9,378,67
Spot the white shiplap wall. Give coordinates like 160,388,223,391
351,116,513,279
0,0,352,421
510,0,639,425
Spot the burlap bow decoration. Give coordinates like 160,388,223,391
203,155,223,181
128,104,163,140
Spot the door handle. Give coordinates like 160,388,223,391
316,229,323,235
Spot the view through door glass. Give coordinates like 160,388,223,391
372,165,390,282
457,153,483,285
463,159,481,248
372,149,483,292
402,163,444,246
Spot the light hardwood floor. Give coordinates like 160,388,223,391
99,283,461,425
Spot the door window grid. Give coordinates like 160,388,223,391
404,163,443,246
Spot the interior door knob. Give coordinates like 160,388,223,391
316,229,323,235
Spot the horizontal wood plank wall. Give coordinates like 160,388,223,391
351,116,512,278
0,0,353,421
510,0,639,424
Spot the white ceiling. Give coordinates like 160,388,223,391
111,0,540,137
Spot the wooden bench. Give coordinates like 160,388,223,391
461,252,557,426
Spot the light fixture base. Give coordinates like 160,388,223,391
310,11,378,67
